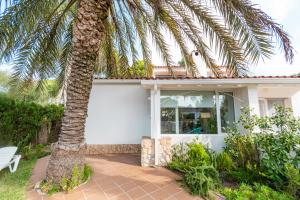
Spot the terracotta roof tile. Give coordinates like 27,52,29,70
94,75,300,80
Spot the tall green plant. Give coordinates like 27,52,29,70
225,106,300,191
0,95,63,149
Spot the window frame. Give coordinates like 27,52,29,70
259,97,288,117
160,90,235,135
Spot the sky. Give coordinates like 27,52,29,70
1,0,300,76
251,0,300,75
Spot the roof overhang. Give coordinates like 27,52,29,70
93,77,300,89
141,78,300,85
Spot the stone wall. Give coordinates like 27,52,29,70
141,136,172,167
158,137,172,166
86,144,141,154
141,136,155,167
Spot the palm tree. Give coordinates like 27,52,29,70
0,0,294,183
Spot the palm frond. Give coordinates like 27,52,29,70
0,0,294,91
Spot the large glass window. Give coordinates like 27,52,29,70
161,108,176,134
219,92,235,130
161,91,217,134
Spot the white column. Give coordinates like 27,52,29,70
247,86,260,116
216,92,222,134
150,85,161,165
151,86,161,139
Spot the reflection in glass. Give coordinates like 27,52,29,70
219,92,235,131
161,108,176,134
160,91,217,134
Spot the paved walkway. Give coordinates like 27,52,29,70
26,154,202,200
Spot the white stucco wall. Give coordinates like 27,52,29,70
85,83,151,144
291,91,300,117
164,134,227,152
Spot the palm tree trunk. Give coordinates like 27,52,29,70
46,0,110,184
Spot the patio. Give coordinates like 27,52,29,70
26,154,202,200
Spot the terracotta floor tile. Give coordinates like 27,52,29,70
126,187,147,199
80,185,101,193
162,184,182,194
85,192,108,200
99,182,116,191
120,181,138,191
26,154,201,200
64,191,85,200
47,193,66,200
104,187,124,198
112,177,131,186
141,183,159,193
138,195,154,200
172,191,202,200
109,193,131,200
150,189,173,200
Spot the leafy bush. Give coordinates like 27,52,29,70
184,165,219,196
220,183,294,200
224,131,260,169
284,164,300,198
41,165,92,194
168,139,210,172
21,144,50,160
0,95,63,149
169,139,221,197
225,106,300,193
215,152,234,173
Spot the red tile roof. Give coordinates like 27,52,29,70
94,75,300,80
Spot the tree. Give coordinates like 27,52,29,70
0,0,294,184
0,70,59,103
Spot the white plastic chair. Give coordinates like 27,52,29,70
0,147,21,173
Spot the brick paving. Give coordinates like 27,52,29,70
26,154,202,200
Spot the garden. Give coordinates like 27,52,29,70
168,106,300,200
1,93,300,200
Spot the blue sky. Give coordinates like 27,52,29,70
1,0,300,75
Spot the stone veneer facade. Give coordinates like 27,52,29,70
141,136,155,167
86,144,141,154
158,137,172,166
141,136,172,167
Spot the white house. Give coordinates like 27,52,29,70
84,68,300,166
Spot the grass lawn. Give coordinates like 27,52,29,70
0,159,36,200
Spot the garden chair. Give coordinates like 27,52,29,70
0,146,21,173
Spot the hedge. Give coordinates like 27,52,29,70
0,95,64,149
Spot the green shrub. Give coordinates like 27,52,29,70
187,142,210,165
284,164,300,198
21,144,50,160
40,180,60,195
168,139,210,172
226,163,265,184
184,165,219,197
41,165,92,194
224,131,260,169
0,95,63,149
225,106,300,191
215,152,234,173
220,183,294,200
168,139,221,197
